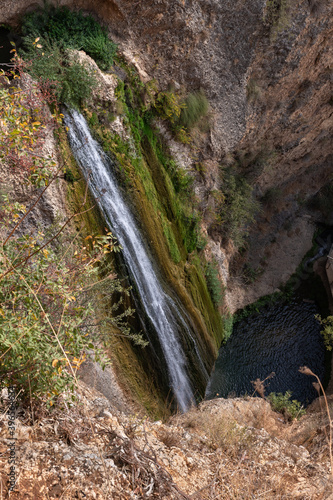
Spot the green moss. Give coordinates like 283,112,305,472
161,215,181,263
185,257,224,349
56,125,170,418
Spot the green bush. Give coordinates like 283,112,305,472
267,391,306,420
154,91,185,124
21,36,96,109
205,262,223,307
179,90,209,129
315,314,333,351
218,169,260,248
22,6,117,70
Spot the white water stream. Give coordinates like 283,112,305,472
65,110,196,411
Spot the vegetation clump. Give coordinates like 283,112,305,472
205,261,224,307
179,90,209,130
21,37,97,109
0,66,57,185
154,88,209,143
267,391,306,420
22,5,117,70
215,168,260,248
0,68,141,407
18,5,119,109
315,314,333,351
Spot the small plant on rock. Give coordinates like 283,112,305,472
267,391,306,420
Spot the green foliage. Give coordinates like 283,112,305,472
315,315,333,351
0,195,142,405
161,216,181,264
217,169,260,248
22,6,117,70
264,0,289,39
267,391,306,420
0,67,58,185
179,90,209,130
223,314,234,340
21,36,96,109
246,79,262,103
175,126,192,144
154,89,209,143
205,262,223,307
243,263,264,284
154,91,185,124
173,168,193,194
0,208,102,403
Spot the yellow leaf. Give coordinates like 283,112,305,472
52,359,59,368
34,37,40,43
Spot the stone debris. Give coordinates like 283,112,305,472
1,382,332,499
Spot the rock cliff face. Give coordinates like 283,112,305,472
227,0,333,310
1,0,265,154
1,0,332,310
1,382,332,499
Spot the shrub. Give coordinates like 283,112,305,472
22,6,117,70
315,314,333,351
0,67,57,185
205,261,223,307
0,207,111,404
179,90,209,130
267,391,306,420
21,36,96,109
217,169,260,248
154,91,185,124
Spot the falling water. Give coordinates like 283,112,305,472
65,109,196,412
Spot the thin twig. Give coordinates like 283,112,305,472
2,165,63,247
0,205,96,281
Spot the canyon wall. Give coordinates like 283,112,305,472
1,0,332,307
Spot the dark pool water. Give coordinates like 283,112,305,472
206,300,326,405
0,28,13,70
0,28,22,74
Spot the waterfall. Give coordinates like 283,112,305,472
64,109,196,412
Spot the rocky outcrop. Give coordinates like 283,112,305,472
1,383,332,498
0,0,266,155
